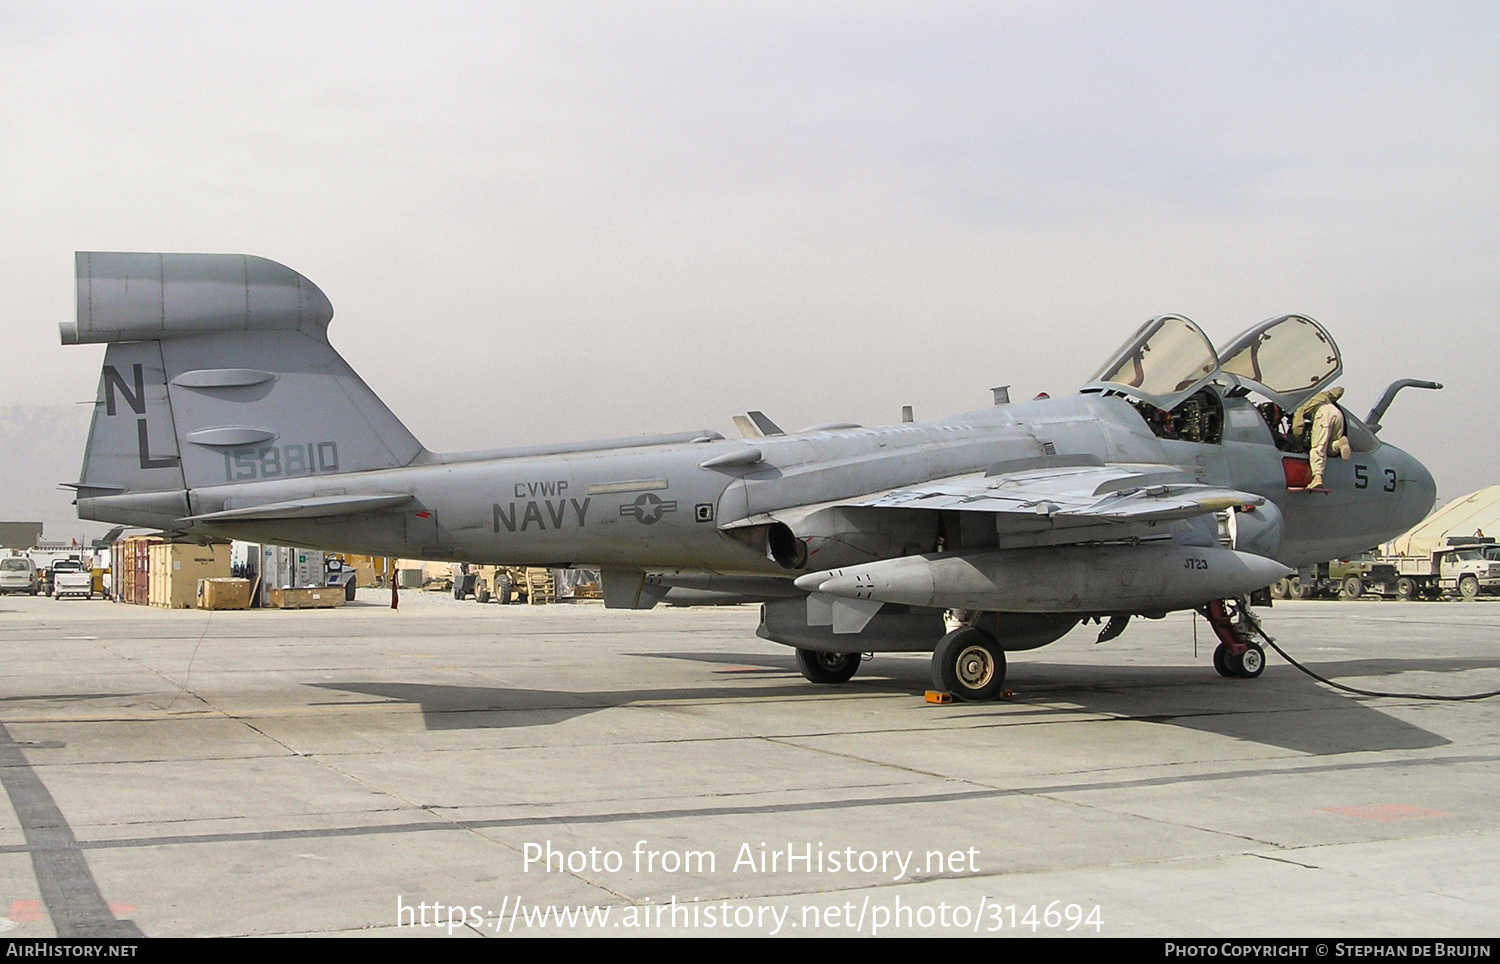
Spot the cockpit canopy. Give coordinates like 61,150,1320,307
1217,315,1342,409
1086,315,1219,411
1082,313,1343,411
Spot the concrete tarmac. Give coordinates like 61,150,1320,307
0,591,1496,938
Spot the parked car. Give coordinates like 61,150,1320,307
0,556,39,595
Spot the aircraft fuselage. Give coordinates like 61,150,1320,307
84,391,1433,583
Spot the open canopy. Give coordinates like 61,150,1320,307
1083,314,1221,410
1216,314,1342,410
1082,313,1342,411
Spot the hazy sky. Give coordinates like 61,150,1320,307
2,2,1497,536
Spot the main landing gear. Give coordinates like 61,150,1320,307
930,626,1007,701
794,649,862,684
1202,597,1272,679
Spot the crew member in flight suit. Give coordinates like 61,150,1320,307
1292,387,1351,491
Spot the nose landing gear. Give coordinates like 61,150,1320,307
1202,597,1272,679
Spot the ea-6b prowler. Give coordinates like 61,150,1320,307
65,253,1440,699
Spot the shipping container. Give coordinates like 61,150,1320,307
112,536,161,605
148,543,230,609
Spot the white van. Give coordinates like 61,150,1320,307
0,556,39,595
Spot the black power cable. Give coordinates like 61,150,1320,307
1258,633,1500,702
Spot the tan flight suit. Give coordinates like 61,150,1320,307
1294,387,1350,489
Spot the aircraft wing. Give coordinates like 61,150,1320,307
846,462,1262,529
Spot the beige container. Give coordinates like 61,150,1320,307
340,554,393,588
266,587,345,609
197,577,251,610
149,544,231,609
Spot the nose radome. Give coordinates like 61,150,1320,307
1392,446,1438,532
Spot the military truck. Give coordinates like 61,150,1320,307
1328,553,1400,599
1379,536,1500,600
1269,554,1397,600
451,564,548,604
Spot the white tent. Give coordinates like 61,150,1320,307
1385,485,1500,557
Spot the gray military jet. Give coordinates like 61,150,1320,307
64,253,1439,699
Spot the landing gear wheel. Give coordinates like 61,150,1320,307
795,649,861,685
1202,598,1271,680
1396,577,1417,601
1236,641,1266,678
1459,575,1480,600
1270,578,1292,600
931,627,1006,701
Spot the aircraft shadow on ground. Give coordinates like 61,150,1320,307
312,677,828,731
888,656,1459,755
0,693,124,705
315,647,1466,755
630,649,1470,755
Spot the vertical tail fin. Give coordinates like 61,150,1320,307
68,253,424,528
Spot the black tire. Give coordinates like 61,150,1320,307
931,627,1007,701
795,649,860,685
475,585,490,604
496,579,512,605
1459,575,1480,600
1396,577,1417,601
1295,579,1317,600
1342,576,1364,599
1212,643,1234,678
1237,642,1266,678
344,579,356,602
